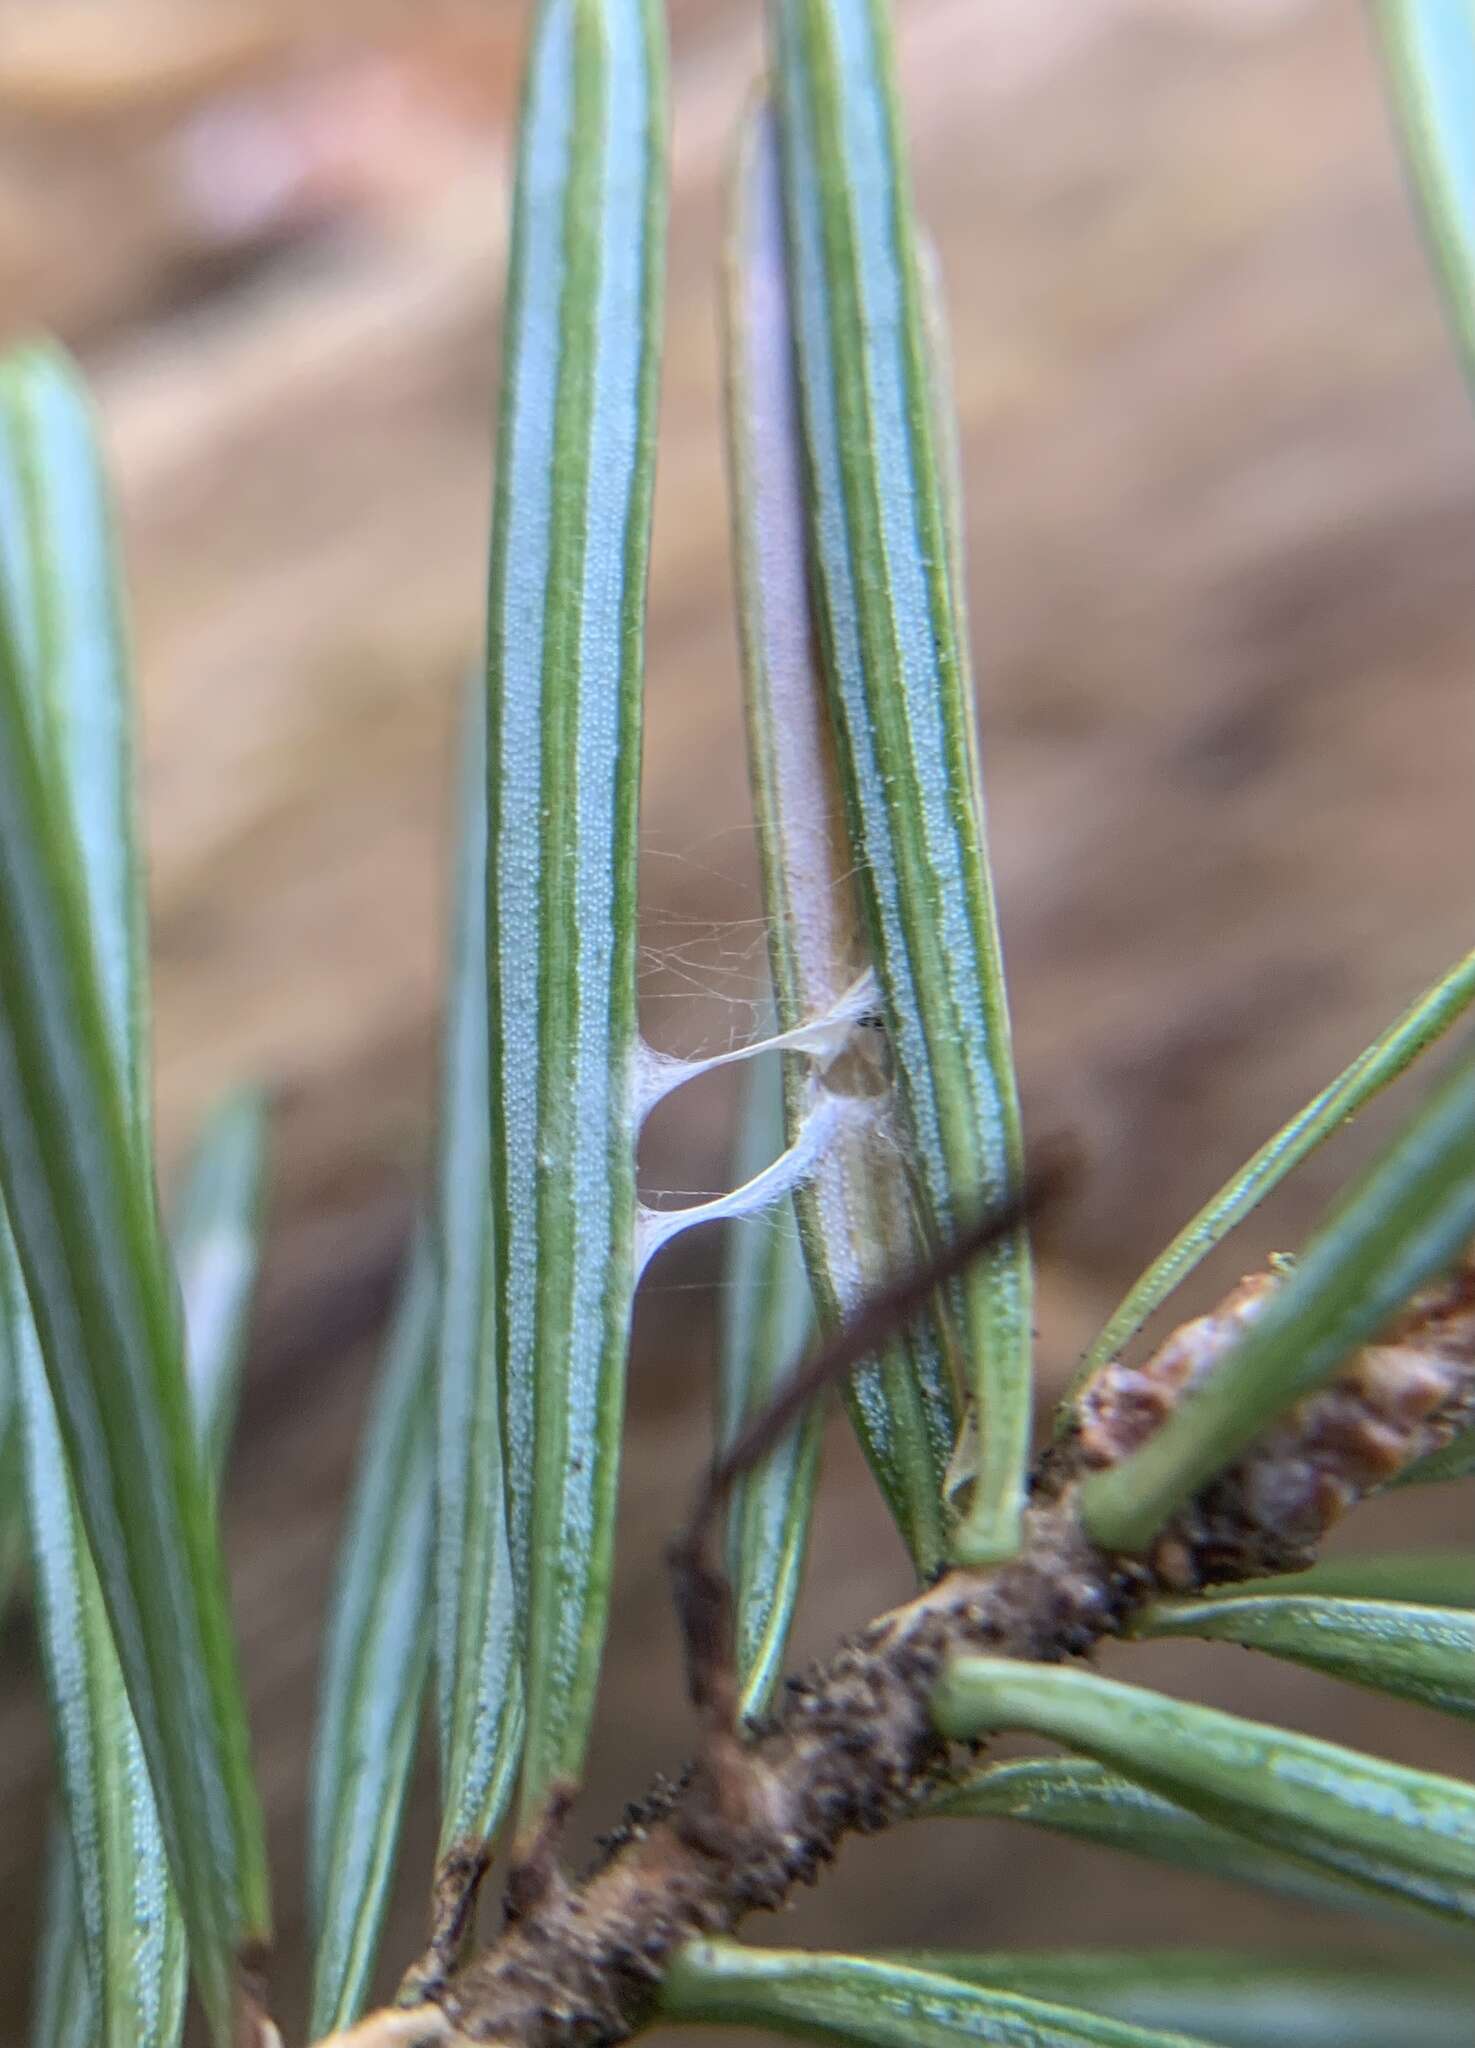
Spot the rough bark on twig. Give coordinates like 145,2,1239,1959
316,1260,1475,2048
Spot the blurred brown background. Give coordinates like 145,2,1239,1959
0,0,1471,2040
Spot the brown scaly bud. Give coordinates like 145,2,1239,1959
1150,1261,1475,1589
1068,1271,1281,1474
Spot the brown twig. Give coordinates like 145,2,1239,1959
314,1255,1474,2048
667,1144,1076,1728
702,1144,1074,1545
